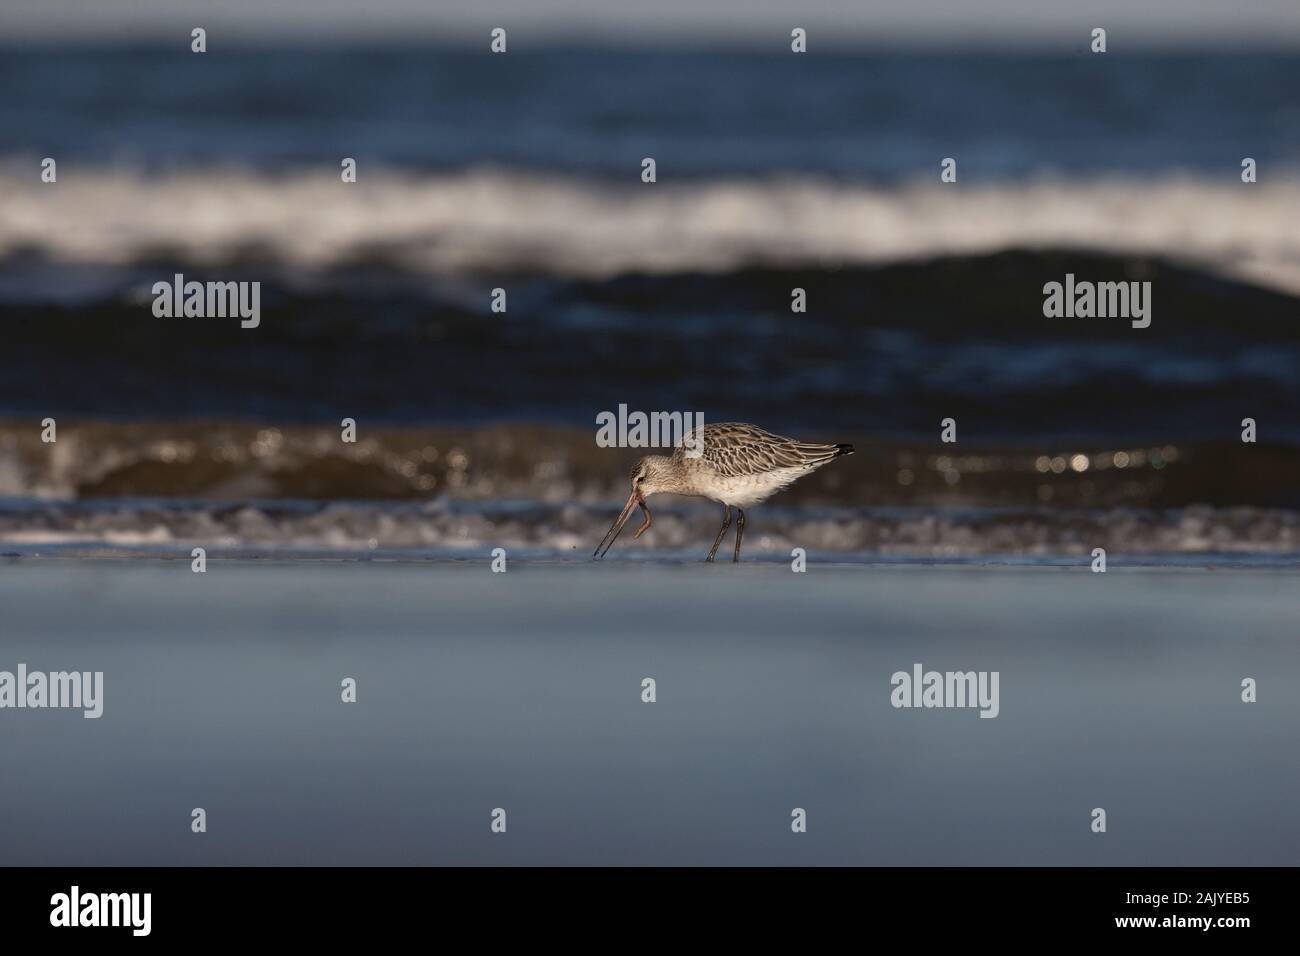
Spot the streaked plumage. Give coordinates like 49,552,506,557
594,422,854,562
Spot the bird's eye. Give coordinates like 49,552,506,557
636,475,644,484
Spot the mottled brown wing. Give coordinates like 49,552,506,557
676,422,843,478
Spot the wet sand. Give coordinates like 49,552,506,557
0,558,1296,865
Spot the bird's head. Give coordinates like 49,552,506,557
628,454,679,498
593,455,678,559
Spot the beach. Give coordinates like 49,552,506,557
1,557,1296,865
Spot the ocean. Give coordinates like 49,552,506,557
0,45,1298,557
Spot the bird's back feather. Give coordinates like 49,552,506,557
675,422,853,479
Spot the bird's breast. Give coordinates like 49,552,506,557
692,467,809,508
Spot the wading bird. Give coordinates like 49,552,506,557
594,422,854,562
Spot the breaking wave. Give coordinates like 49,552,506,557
2,420,1299,558
4,169,1300,294
4,420,1300,508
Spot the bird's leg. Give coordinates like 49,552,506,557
705,505,732,562
732,508,745,562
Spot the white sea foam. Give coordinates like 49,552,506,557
3,168,1300,293
0,497,1297,558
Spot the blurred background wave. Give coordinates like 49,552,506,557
1,25,1299,557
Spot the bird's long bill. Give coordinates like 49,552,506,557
593,490,648,559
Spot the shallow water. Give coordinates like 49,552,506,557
1,559,1296,864
4,492,1300,560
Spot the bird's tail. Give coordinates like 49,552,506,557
795,442,855,466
